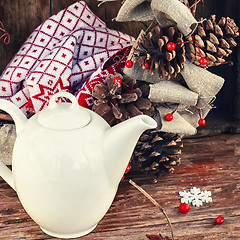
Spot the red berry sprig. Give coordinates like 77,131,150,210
197,109,206,127
192,35,207,66
199,57,208,66
167,36,208,66
165,113,174,121
165,107,178,122
215,215,224,224
144,61,150,69
121,165,131,181
125,165,131,173
166,39,193,51
113,77,133,90
125,59,133,68
113,76,122,84
179,203,190,214
166,42,176,51
198,118,206,126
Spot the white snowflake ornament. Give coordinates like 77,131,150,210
179,187,212,207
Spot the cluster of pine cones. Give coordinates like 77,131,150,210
92,73,183,182
133,15,239,80
91,14,238,183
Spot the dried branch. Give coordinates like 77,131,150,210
0,21,10,44
129,179,174,240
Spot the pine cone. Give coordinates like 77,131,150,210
92,73,155,126
186,15,239,67
131,130,183,183
133,25,186,80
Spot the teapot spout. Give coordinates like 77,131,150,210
104,115,157,186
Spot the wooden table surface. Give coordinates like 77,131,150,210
0,133,240,240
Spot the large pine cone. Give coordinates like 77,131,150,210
186,15,239,67
92,73,155,126
133,25,186,80
131,130,183,183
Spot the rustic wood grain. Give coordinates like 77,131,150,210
51,0,146,38
0,0,50,73
94,1,148,39
51,0,78,15
0,133,239,239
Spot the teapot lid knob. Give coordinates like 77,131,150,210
37,92,91,130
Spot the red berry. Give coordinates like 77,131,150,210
165,113,173,121
198,118,206,126
199,57,207,65
179,203,190,214
113,77,122,84
125,165,131,173
121,174,125,181
215,215,224,224
167,42,176,51
125,60,133,68
144,61,150,69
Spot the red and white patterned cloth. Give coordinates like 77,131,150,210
0,1,134,116
76,47,131,108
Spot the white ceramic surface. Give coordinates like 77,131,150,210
0,92,157,238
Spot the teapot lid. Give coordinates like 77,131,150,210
37,92,91,130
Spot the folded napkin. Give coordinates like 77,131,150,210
0,1,134,116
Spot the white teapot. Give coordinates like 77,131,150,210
0,92,157,238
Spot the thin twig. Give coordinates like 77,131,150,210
190,0,203,9
129,179,175,240
98,0,116,7
0,21,10,44
145,22,158,35
190,0,204,17
97,0,125,7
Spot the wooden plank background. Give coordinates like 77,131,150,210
0,0,240,120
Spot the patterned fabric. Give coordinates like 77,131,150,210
76,46,131,108
0,1,134,116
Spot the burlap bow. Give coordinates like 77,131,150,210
98,0,197,36
124,31,224,136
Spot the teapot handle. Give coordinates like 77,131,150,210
0,161,15,190
0,99,26,191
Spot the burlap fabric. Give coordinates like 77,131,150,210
124,31,224,136
99,0,197,36
181,60,225,108
149,80,198,106
157,105,197,136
